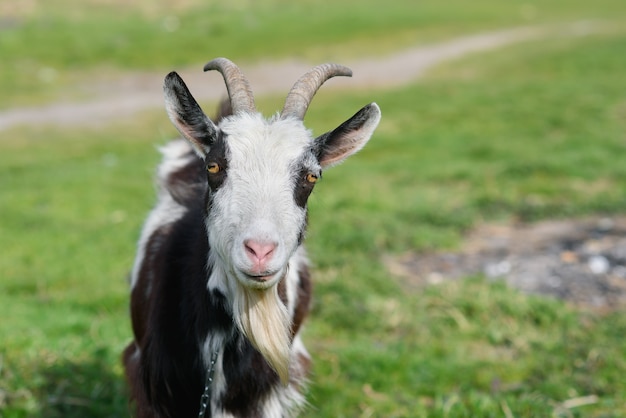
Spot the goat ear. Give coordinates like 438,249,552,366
314,103,381,168
164,72,219,158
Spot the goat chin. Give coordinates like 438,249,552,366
233,283,292,385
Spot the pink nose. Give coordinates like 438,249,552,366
244,240,277,268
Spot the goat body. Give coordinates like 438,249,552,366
123,58,380,417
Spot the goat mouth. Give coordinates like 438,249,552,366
237,269,283,289
245,273,275,282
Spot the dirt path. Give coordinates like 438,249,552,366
387,217,626,311
0,21,600,132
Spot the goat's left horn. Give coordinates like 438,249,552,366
204,58,256,114
281,63,352,121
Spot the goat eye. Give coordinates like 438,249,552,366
207,162,221,174
306,173,318,184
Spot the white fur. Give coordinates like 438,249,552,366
285,247,308,318
206,114,319,290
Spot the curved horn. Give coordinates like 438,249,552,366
281,63,353,120
204,58,256,114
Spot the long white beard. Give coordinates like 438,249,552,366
233,283,292,384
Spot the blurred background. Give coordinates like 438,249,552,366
1,0,625,416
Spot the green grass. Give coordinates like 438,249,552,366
300,29,626,416
305,30,626,253
2,2,626,417
2,0,626,108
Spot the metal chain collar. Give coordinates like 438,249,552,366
198,351,219,418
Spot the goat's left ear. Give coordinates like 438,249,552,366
314,103,381,168
164,71,219,158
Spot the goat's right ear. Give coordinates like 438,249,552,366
164,72,219,158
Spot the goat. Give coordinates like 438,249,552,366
122,58,381,417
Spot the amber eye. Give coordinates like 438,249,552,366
306,173,318,184
207,162,221,174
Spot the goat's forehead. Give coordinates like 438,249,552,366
220,114,314,166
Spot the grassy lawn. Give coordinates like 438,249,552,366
2,1,626,417
2,0,626,108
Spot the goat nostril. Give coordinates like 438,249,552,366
244,240,277,261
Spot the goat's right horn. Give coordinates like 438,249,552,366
281,63,353,121
204,58,256,115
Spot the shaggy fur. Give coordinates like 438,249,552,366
123,65,381,417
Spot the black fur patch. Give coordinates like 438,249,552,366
164,72,218,147
220,334,279,417
165,149,206,207
205,132,229,193
127,200,234,417
293,164,318,209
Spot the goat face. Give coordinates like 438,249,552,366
203,115,318,290
164,68,380,292
162,60,380,382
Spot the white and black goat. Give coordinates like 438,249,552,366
123,58,381,417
